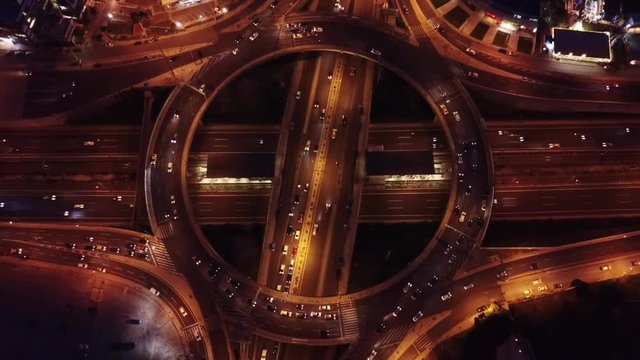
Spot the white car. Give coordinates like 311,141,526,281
282,245,289,255
232,47,239,55
370,48,381,56
77,263,88,269
465,47,477,56
179,306,188,317
249,32,259,41
294,230,300,240
441,292,452,301
167,162,173,173
453,111,461,121
458,211,467,223
279,264,285,275
83,140,95,146
149,287,160,296
412,311,424,322
463,283,474,290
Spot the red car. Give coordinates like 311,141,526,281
292,246,298,256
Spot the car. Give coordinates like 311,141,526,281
231,47,239,55
304,139,311,151
632,261,640,266
96,267,107,273
269,242,276,251
127,319,142,325
441,292,452,301
312,223,319,235
411,288,422,300
296,303,304,310
523,288,532,296
282,245,289,255
412,311,424,322
77,262,88,269
150,154,158,165
319,305,331,311
252,17,260,26
392,305,402,317
600,264,611,271
109,247,120,253
310,311,321,318
402,282,413,293
349,66,356,76
79,344,90,350
235,35,243,43
453,111,461,121
270,0,278,8
279,264,285,275
331,128,337,139
249,32,259,41
179,306,188,317
267,304,277,312
167,162,173,173
292,246,298,256
83,140,95,146
324,313,336,320
530,262,540,270
312,26,323,33
228,279,240,289
458,211,467,223
285,273,293,283
279,310,292,318
538,285,548,291
149,287,160,296
113,195,122,202
318,329,330,338
66,243,76,249
497,270,508,279
327,72,333,80
261,349,268,360
553,283,564,289
439,103,449,115
294,230,301,240
370,48,381,55
468,71,479,78
224,288,235,300
295,311,307,319
84,245,96,251
465,47,477,56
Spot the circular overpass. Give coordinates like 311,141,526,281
145,14,494,345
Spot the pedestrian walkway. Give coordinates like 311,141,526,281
148,234,182,276
339,299,360,339
378,324,412,348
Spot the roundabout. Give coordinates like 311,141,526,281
145,13,494,348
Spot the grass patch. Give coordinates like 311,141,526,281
348,222,438,292
431,0,452,9
517,36,534,54
470,22,490,40
444,6,470,28
201,224,264,280
492,31,510,47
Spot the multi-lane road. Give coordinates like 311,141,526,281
4,120,640,223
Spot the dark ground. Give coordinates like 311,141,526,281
348,221,439,292
370,68,435,123
201,224,264,280
483,218,640,247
